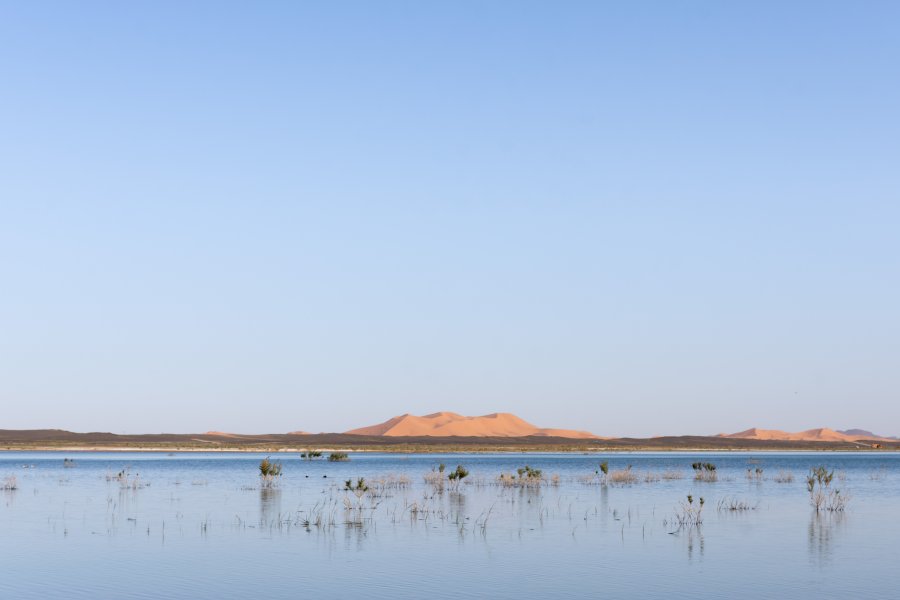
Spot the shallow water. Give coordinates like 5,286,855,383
1,451,897,599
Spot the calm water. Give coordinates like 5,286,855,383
1,451,898,599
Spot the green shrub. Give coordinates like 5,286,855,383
259,456,283,488
447,465,469,489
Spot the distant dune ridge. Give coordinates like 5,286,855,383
344,412,598,439
721,427,896,442
838,429,898,440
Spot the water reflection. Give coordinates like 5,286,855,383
685,527,705,561
259,487,283,527
807,512,846,565
449,490,467,524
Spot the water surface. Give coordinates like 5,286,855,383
1,451,897,599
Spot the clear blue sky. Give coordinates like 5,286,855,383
1,1,898,436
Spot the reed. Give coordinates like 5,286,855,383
869,468,887,481
608,466,638,485
447,465,469,490
367,474,411,492
673,494,704,527
1,475,16,491
344,477,369,500
717,497,758,511
106,468,147,489
328,452,350,462
583,465,672,485
424,470,445,490
745,467,764,482
498,465,544,487
807,466,849,512
692,462,718,482
259,457,283,488
773,470,794,483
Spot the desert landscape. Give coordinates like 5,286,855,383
3,3,898,599
2,412,896,452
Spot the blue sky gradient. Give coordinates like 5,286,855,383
1,2,898,435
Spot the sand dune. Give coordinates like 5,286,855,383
839,429,898,440
721,427,893,442
345,412,598,439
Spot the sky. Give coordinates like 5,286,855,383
1,1,898,437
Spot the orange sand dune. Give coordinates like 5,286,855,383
346,412,598,439
721,427,891,443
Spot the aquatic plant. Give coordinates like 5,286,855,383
1,475,16,491
673,494,705,527
692,462,718,482
869,468,887,481
424,464,450,491
424,471,445,490
259,456,283,488
106,468,146,489
585,461,609,485
807,466,834,491
773,470,794,483
807,466,849,512
344,477,369,498
498,465,544,487
717,497,758,511
642,471,661,483
746,467,764,482
106,469,124,482
295,499,340,531
589,461,618,485
584,464,679,486
328,452,350,462
447,465,469,490
518,465,542,479
608,466,638,485
301,450,323,460
366,474,411,496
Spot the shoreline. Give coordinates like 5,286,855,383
2,445,897,454
3,429,897,454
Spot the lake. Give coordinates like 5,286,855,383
1,451,897,599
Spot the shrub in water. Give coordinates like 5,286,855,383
259,456,283,488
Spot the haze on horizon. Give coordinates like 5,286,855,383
1,2,898,438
